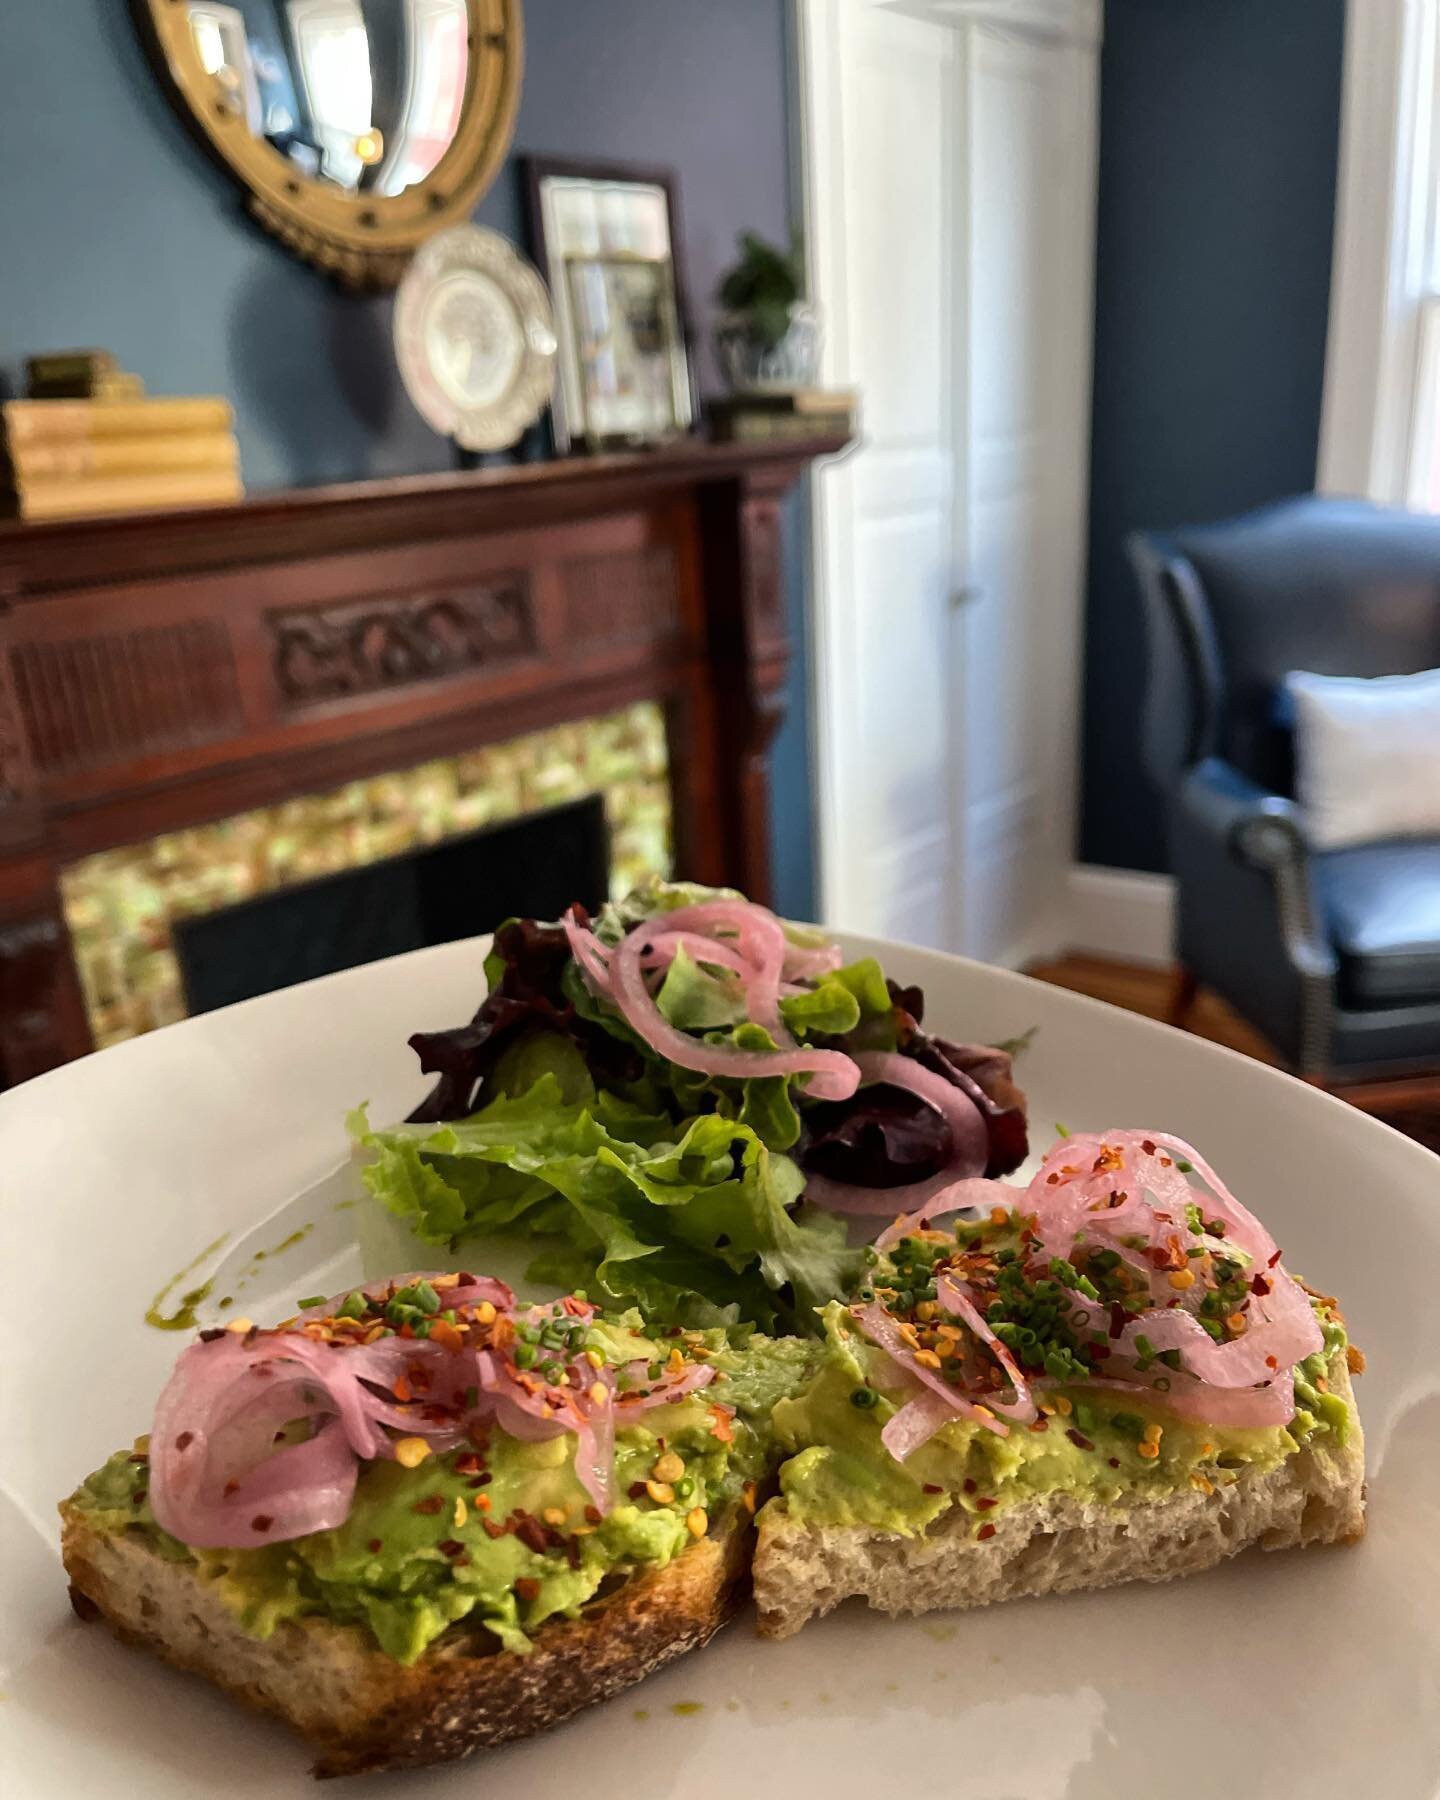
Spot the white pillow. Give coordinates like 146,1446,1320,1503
1287,668,1440,850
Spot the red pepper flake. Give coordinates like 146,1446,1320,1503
709,1404,735,1444
584,1505,603,1525
1265,1355,1278,1370
451,1554,472,1568
367,1538,383,1554
1268,1249,1282,1268
1108,1304,1128,1340
515,1516,549,1554
466,1476,490,1490
1251,1274,1272,1296
628,1480,648,1501
223,1478,240,1497
453,1452,483,1475
921,1483,943,1494
1141,1139,1156,1155
251,1514,274,1533
1108,1457,1121,1469
962,1478,977,1495
392,1376,412,1403
514,1577,541,1603
411,1495,445,1516
128,1451,148,1465
1028,1417,1050,1433
199,1328,226,1342
437,1539,465,1558
976,1523,996,1541
1065,1429,1094,1452
975,1496,997,1511
566,1536,582,1570
1089,1343,1112,1361
482,1519,508,1540
174,1431,194,1451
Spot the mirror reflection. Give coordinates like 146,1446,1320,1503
185,0,469,196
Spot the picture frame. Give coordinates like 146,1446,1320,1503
523,156,697,454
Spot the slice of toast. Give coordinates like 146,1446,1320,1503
61,1503,750,1779
753,1352,1364,1640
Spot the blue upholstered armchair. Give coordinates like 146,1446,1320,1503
1129,495,1440,1085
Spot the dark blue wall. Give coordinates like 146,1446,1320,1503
1081,0,1346,873
0,0,817,919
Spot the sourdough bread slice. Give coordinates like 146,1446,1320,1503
753,1353,1364,1640
61,1504,750,1779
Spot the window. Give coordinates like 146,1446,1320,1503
1318,0,1440,507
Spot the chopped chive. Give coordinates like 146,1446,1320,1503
296,1295,327,1311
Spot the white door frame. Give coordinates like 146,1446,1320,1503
797,0,1102,958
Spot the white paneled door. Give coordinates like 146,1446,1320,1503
801,0,1101,961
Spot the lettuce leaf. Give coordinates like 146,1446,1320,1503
352,1075,861,1334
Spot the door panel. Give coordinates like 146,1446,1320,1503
808,1,957,945
804,0,1098,959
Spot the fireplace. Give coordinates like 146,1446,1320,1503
0,433,850,1086
61,701,664,1047
174,793,608,1019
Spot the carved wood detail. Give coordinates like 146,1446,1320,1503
11,621,242,776
560,546,681,650
268,580,536,710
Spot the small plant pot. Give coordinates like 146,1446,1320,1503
714,303,822,392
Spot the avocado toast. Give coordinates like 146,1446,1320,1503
752,1130,1365,1635
62,1276,814,1777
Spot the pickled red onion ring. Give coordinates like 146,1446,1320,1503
854,1301,1009,1452
148,1276,713,1546
934,1276,1037,1424
873,1179,1015,1248
1025,1131,1322,1387
609,921,859,1101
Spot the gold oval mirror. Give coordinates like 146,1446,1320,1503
135,0,523,288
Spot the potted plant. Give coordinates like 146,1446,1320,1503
713,230,820,391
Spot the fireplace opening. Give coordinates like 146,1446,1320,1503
172,793,608,1017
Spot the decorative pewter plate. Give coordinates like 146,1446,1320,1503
394,225,557,451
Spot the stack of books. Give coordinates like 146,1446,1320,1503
708,386,859,445
1,351,243,522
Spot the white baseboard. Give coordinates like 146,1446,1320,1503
1057,863,1176,967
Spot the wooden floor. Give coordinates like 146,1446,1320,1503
1023,953,1278,1063
1023,953,1440,1153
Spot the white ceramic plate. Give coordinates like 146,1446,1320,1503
3,934,1438,1800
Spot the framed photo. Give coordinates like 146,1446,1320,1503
524,156,696,453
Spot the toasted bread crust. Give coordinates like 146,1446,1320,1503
753,1352,1365,1639
61,1506,749,1778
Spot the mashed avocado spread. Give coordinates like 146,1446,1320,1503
768,1301,1349,1536
70,1326,816,1665
767,1205,1353,1538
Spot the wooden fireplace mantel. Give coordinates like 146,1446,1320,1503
0,433,849,1086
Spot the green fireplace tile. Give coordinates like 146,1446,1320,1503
61,702,673,1051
